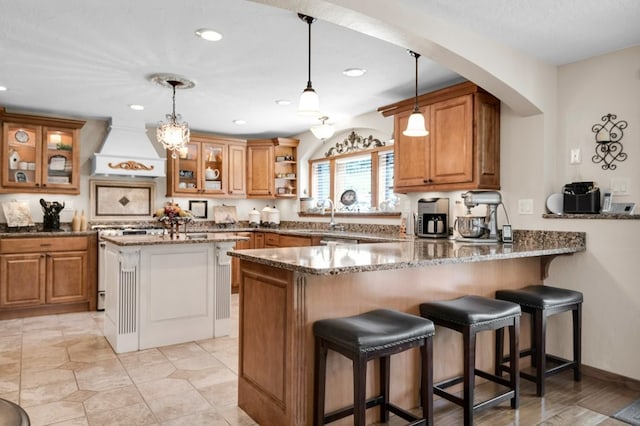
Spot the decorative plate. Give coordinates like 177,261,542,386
14,130,29,143
340,189,357,206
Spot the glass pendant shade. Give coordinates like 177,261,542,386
310,116,335,140
298,86,320,117
403,108,428,137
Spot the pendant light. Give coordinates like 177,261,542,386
157,80,190,158
403,50,429,137
310,116,335,141
298,14,321,117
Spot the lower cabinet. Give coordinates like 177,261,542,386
232,233,253,294
0,235,97,319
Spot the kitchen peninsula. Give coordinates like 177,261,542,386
229,231,585,426
101,233,248,353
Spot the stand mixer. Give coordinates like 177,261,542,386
456,190,503,242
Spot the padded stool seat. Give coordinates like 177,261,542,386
495,285,582,396
420,295,521,426
313,309,435,426
0,398,30,425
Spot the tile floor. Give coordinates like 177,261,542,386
1,295,638,425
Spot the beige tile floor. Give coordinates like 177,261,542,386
1,295,638,425
0,295,256,426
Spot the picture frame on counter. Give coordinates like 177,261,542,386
189,200,208,219
90,179,155,220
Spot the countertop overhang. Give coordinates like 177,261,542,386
101,232,249,246
229,230,586,275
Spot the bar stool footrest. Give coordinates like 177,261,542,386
434,370,516,413
324,396,384,424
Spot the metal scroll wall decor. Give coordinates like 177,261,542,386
591,113,628,170
324,131,386,157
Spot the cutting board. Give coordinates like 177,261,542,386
2,201,35,227
213,205,238,224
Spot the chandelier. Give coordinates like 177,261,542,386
403,50,429,137
310,116,335,141
298,14,321,117
151,74,194,158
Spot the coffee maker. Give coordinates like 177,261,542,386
416,198,449,238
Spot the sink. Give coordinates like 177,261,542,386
186,233,209,240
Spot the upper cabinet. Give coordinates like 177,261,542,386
247,137,299,199
379,82,500,193
166,133,246,197
0,108,85,194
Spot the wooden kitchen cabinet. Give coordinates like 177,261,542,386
231,232,253,294
247,137,299,198
379,82,500,193
0,108,85,194
0,234,97,319
166,133,246,197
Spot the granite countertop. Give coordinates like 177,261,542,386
101,233,249,246
228,230,586,275
0,229,97,238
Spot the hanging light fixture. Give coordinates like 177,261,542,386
298,13,321,117
403,50,429,137
156,78,191,158
310,116,335,141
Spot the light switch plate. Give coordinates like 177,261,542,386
518,199,534,214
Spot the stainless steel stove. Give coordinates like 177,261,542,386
94,225,165,310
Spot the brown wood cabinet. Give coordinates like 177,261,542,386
247,138,299,198
231,232,253,294
0,234,97,319
166,133,246,197
0,108,85,194
379,82,500,193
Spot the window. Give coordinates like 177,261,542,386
309,147,394,213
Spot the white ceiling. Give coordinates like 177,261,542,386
0,0,638,139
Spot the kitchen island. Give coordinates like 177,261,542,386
101,233,248,353
229,231,585,426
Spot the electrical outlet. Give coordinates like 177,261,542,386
570,148,581,164
518,199,534,214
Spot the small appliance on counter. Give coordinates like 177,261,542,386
416,198,449,238
562,181,600,214
454,190,505,243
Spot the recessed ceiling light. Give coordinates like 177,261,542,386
342,68,366,77
129,104,145,111
0,86,7,91
275,99,291,106
195,28,223,41
233,119,246,125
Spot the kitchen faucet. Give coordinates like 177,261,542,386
322,199,344,231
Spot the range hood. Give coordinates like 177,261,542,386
92,118,166,177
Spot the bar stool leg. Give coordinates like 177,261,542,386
353,354,367,426
379,356,390,423
463,326,476,426
509,316,520,409
495,327,505,376
573,304,582,381
314,337,328,426
534,309,546,397
422,338,434,426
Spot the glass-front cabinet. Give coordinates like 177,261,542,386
166,133,246,197
1,109,85,194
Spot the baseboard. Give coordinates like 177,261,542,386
582,364,640,392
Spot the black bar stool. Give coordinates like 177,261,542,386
495,285,583,396
313,309,435,426
0,398,30,425
420,295,521,426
